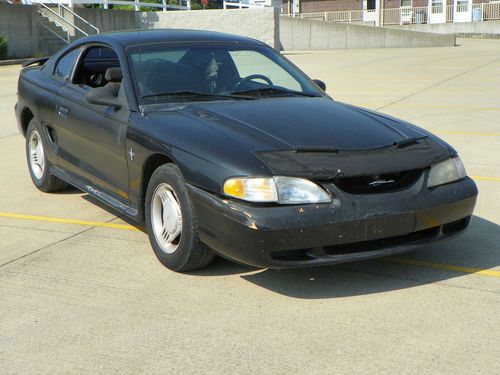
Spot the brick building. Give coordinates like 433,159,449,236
281,0,499,25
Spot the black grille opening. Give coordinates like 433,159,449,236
271,249,312,262
270,226,441,262
442,216,470,235
322,226,440,255
269,217,471,263
333,169,423,194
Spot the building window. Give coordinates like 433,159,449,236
401,0,412,7
431,0,444,13
366,0,376,10
456,0,469,12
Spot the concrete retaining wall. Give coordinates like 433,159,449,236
280,17,456,50
140,8,280,49
1,4,457,58
0,4,39,58
73,7,137,33
387,20,500,38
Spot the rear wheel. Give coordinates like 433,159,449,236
145,164,214,272
26,119,68,192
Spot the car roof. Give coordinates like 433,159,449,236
79,29,266,47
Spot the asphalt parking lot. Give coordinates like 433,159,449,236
1,38,499,374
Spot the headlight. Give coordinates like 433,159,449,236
223,177,277,203
274,176,332,204
223,176,332,204
427,157,467,188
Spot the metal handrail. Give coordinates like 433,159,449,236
58,3,99,34
38,20,70,43
39,3,89,37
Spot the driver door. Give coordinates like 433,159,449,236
52,45,130,201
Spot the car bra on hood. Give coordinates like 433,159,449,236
256,137,452,179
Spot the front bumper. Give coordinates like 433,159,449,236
188,176,478,268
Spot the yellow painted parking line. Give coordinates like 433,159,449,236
410,105,499,111
471,176,500,182
1,212,500,278
411,106,500,111
350,104,500,111
0,212,140,231
386,257,500,278
431,130,500,137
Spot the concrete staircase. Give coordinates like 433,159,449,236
35,4,97,55
36,12,72,55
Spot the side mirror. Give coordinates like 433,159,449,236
85,86,122,109
313,79,326,92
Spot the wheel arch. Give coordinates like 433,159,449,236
140,153,177,220
20,107,35,137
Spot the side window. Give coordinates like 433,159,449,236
54,48,81,81
73,46,120,88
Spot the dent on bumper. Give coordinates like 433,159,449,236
188,177,478,269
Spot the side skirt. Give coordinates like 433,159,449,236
49,165,140,222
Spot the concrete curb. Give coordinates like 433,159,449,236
0,59,29,66
455,33,500,39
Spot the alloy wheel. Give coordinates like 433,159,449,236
151,183,183,254
29,130,45,180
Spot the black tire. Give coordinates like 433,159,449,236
145,164,214,272
25,119,68,193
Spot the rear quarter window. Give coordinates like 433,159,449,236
54,48,81,81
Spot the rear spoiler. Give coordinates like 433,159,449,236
22,57,50,68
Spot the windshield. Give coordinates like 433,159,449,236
127,42,324,105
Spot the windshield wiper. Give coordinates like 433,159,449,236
141,90,254,102
231,87,321,98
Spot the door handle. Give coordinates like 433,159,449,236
57,106,69,119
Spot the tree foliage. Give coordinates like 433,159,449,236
0,36,8,60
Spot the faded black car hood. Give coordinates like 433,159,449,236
183,97,428,151
143,96,453,180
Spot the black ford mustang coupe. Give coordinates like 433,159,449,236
16,30,478,271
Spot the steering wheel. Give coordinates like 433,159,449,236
233,74,274,92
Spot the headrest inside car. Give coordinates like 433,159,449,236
105,67,122,83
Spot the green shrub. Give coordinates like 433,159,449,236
0,36,7,60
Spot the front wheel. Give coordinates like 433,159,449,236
145,164,214,272
25,119,68,192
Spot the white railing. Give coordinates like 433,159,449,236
223,0,265,9
283,10,363,23
24,0,191,11
380,6,429,25
282,2,500,26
